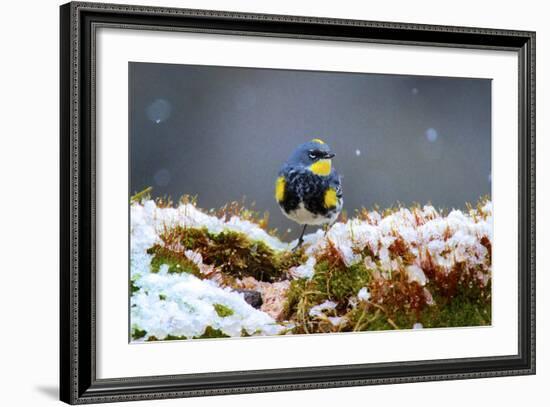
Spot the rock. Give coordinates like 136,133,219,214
234,277,290,320
236,289,263,309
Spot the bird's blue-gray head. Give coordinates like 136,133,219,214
285,139,335,176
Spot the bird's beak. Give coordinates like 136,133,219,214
324,152,335,159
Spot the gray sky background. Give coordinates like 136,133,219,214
130,62,491,236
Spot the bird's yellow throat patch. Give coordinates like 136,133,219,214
324,188,338,208
309,159,332,176
275,176,286,202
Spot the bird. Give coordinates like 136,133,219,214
275,139,343,249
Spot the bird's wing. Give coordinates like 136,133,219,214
329,171,343,198
278,163,293,178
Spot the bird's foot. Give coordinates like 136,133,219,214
292,239,304,252
292,224,308,252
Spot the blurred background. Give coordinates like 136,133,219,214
130,62,491,236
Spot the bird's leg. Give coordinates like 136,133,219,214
293,224,308,251
323,221,335,237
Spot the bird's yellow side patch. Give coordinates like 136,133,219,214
309,159,331,176
311,138,325,144
324,188,338,208
275,176,286,202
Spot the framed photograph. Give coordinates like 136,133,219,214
60,1,535,404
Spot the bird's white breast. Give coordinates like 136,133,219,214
282,202,337,225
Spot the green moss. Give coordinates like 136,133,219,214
157,226,290,282
164,334,187,341
275,248,308,272
343,282,491,331
159,293,167,301
205,230,282,281
312,260,372,302
286,256,365,318
282,253,373,333
195,326,230,339
345,307,396,331
362,314,405,331
130,280,140,294
147,245,202,277
176,227,210,249
419,289,491,328
131,327,147,340
283,279,308,319
130,186,152,203
152,226,309,283
213,303,234,317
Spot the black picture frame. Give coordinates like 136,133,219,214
60,2,536,404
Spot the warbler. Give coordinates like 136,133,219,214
275,139,343,248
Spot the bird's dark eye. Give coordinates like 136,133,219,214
308,150,322,160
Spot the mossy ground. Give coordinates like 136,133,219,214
131,191,492,340
142,223,491,338
281,222,491,334
150,225,304,283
